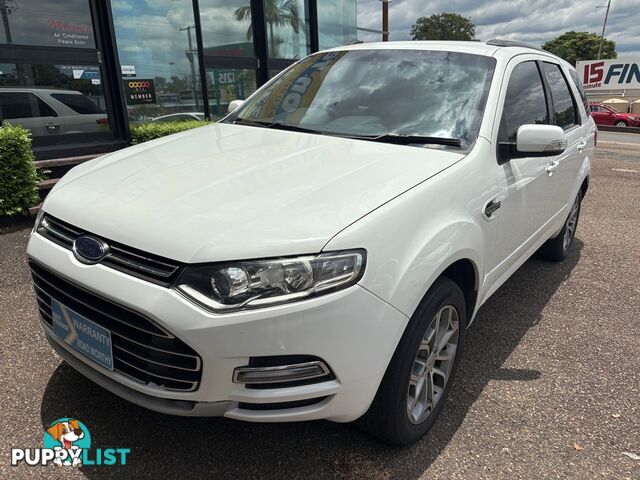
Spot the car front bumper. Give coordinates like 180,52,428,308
27,232,409,423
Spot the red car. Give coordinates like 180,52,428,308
589,102,640,127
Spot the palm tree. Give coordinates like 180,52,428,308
234,0,303,59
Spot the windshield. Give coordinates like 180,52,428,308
226,49,496,148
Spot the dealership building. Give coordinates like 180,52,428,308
0,0,364,159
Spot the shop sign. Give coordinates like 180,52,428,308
576,59,640,90
217,71,236,85
48,19,93,48
123,79,157,105
121,65,136,77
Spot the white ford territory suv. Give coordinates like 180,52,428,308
28,40,594,445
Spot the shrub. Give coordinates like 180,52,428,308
130,120,208,144
0,123,39,217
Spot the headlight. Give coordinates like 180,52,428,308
175,250,366,312
31,208,45,234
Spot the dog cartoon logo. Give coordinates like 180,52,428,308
43,418,91,466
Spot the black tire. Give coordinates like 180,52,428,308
358,277,466,446
539,191,582,262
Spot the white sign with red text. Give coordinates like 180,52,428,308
576,59,640,90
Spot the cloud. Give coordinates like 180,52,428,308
111,1,133,12
357,0,640,56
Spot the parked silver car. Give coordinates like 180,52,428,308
0,88,108,136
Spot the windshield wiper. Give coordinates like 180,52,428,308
231,118,324,135
230,118,462,147
363,133,462,147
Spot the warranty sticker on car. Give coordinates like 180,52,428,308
51,299,113,370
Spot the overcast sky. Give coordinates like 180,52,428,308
357,0,640,57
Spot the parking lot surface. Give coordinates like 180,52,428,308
1,143,639,479
599,130,640,145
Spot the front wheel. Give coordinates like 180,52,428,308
539,191,582,261
615,120,627,127
358,277,466,445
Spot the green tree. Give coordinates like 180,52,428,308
234,0,302,58
410,12,476,41
167,76,190,93
542,31,616,65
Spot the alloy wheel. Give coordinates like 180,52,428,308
563,195,580,252
406,305,460,425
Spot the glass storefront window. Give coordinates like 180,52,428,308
111,1,203,123
200,0,254,57
207,68,256,120
318,0,357,50
265,0,310,60
0,63,110,138
0,0,95,48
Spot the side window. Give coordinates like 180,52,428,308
0,93,37,119
543,63,579,129
51,93,104,114
568,69,590,115
0,92,57,119
499,61,548,142
36,97,57,117
590,105,599,113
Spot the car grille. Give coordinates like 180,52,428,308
30,261,202,392
37,214,183,287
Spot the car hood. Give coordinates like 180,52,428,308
44,123,465,263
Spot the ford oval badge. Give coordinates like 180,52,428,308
73,236,109,264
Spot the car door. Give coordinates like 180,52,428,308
484,58,553,287
600,106,617,125
590,105,604,125
0,91,62,136
44,92,105,133
540,62,586,219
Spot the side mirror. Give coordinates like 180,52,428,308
227,99,245,114
516,124,566,155
499,124,566,164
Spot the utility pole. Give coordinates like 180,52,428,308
356,0,390,42
597,0,612,60
0,0,13,44
382,0,389,41
179,24,200,109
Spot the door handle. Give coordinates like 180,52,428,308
483,199,501,219
546,160,560,175
577,139,587,152
46,123,60,131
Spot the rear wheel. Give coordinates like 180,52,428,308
539,191,581,261
359,277,466,445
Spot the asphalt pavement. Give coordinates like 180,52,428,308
599,130,640,146
0,144,639,479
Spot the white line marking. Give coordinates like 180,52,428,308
612,168,639,173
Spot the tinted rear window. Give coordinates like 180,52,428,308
568,69,589,116
543,63,578,129
51,93,104,114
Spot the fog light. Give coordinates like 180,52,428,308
233,361,330,385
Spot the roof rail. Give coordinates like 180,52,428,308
486,39,546,52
